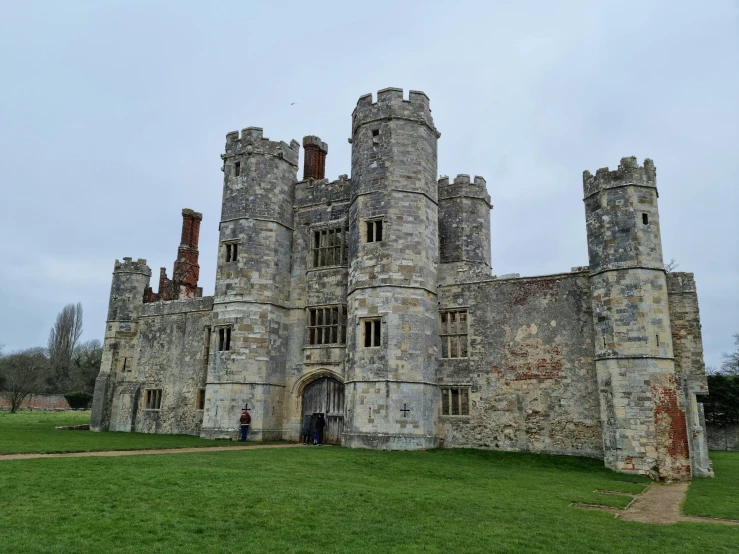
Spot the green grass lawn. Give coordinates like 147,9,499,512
683,451,739,520
1,447,738,554
0,411,249,454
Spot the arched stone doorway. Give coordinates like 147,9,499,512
302,377,344,444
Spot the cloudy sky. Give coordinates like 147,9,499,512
1,1,737,368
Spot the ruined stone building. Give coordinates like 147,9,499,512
91,88,713,480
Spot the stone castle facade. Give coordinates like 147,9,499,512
91,88,713,480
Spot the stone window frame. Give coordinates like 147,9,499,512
309,223,348,269
216,325,232,352
222,240,239,263
360,317,383,348
117,356,133,373
306,305,347,346
196,388,206,411
439,309,469,359
440,386,470,416
363,217,385,244
233,160,241,178
144,388,163,411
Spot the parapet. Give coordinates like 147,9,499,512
438,174,492,208
224,126,300,168
294,174,352,208
352,88,438,137
666,272,697,294
114,258,151,275
583,156,656,199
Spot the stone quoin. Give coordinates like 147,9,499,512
90,88,713,481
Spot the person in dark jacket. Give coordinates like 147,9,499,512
301,414,312,445
315,414,326,445
239,409,251,442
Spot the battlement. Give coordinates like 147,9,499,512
352,88,437,136
114,258,151,275
667,272,697,294
294,174,352,209
224,127,300,167
583,156,656,198
438,174,492,207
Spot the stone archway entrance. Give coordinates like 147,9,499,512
302,377,344,444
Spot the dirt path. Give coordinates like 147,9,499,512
0,443,305,461
574,482,739,526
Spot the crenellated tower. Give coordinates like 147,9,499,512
200,127,300,440
91,257,152,431
438,174,492,273
584,156,690,480
344,88,441,449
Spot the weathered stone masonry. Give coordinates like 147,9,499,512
91,88,713,480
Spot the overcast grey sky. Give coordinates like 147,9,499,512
0,1,737,368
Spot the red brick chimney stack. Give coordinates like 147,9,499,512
302,136,328,180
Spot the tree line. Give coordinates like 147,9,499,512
700,333,739,425
0,303,102,412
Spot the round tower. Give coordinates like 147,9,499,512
344,88,441,449
200,127,300,440
584,157,690,480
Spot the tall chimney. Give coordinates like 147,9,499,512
173,208,203,299
302,136,328,180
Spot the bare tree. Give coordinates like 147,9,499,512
69,339,103,393
0,349,47,413
47,303,83,392
720,333,739,376
664,258,679,272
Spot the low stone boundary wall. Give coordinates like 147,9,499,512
706,423,739,451
0,394,71,411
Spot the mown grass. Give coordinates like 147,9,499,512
1,447,738,553
683,451,739,520
0,411,248,454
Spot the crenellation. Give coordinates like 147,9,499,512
583,156,657,199
91,90,711,481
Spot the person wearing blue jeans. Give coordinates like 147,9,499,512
239,409,251,441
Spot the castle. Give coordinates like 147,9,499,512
91,88,713,481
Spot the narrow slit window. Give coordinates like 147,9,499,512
122,358,128,372
234,161,241,177
196,388,206,410
642,213,649,225
225,328,231,351
218,328,225,351
203,327,211,367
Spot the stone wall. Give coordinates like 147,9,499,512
0,394,71,411
107,297,213,435
437,271,603,458
706,423,739,451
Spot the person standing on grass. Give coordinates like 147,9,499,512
239,408,251,442
301,414,312,445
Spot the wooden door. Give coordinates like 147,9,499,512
302,377,344,444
